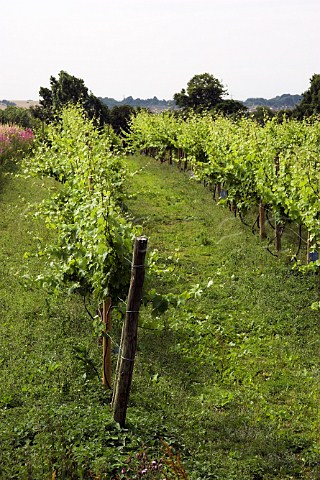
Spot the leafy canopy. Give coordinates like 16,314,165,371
295,73,320,119
24,104,134,302
32,70,110,127
174,73,227,112
174,73,246,116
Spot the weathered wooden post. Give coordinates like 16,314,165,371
275,222,282,252
178,148,182,170
259,202,266,240
112,236,148,427
102,298,112,388
216,182,222,200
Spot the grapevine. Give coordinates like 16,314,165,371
127,110,320,266
23,104,136,303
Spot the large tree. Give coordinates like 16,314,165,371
214,99,247,117
294,74,320,119
109,105,136,135
174,73,227,112
174,73,246,116
32,71,109,126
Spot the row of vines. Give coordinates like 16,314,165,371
21,105,202,424
23,104,136,303
22,104,141,415
21,103,203,426
126,111,320,266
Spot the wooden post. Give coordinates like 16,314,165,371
275,221,282,252
183,155,188,172
259,202,266,240
216,182,221,200
113,236,148,427
231,201,237,218
102,298,112,388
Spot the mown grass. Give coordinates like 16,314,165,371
0,154,320,479
125,155,320,479
0,166,124,479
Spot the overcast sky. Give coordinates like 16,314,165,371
1,0,319,101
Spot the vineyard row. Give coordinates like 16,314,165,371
126,111,320,266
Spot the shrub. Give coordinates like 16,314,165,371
0,124,34,165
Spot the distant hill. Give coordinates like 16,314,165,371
99,96,175,112
242,94,302,110
0,100,39,110
0,94,302,113
100,94,302,112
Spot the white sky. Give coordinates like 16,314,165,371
1,0,319,101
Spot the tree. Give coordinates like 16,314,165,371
294,74,320,119
214,99,247,117
0,105,38,129
251,106,275,125
174,73,227,112
109,105,136,135
32,71,109,126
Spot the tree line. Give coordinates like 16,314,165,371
173,72,320,121
1,70,320,132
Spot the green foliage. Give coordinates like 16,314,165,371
214,99,248,117
33,70,110,127
125,155,320,479
294,73,320,118
100,95,175,110
116,441,189,480
0,105,39,129
243,94,302,110
0,124,34,167
1,152,320,479
23,104,136,303
174,73,227,113
0,99,16,107
173,73,247,116
127,110,320,271
110,105,137,135
250,105,275,125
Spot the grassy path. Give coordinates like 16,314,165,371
0,171,107,479
126,155,320,479
0,156,319,479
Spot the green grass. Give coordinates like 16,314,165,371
1,155,320,479
125,155,320,479
0,167,121,479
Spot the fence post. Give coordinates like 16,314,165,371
102,298,112,388
275,222,282,252
259,202,266,240
112,236,148,427
216,182,221,200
